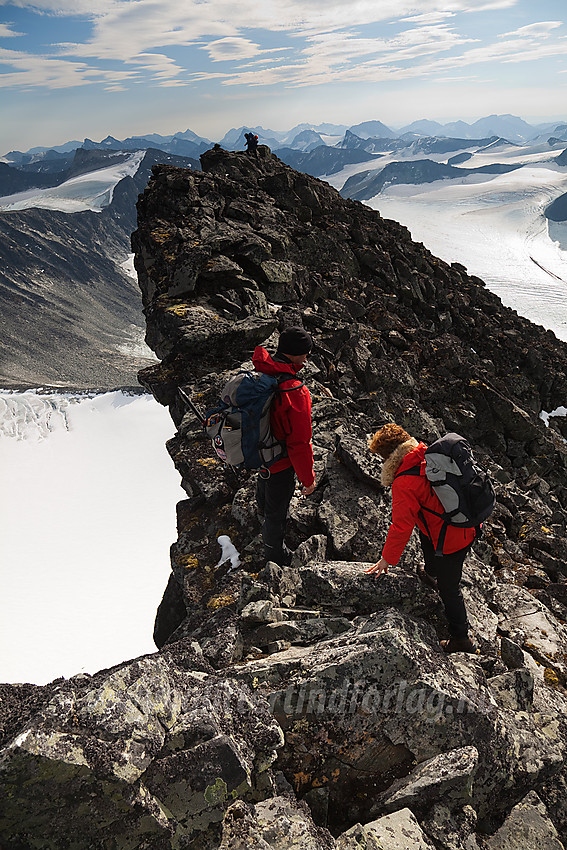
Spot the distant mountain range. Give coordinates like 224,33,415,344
1,113,566,389
4,114,565,165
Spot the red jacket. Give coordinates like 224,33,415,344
382,442,476,565
252,347,315,488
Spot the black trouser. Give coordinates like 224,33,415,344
420,531,472,638
256,466,296,566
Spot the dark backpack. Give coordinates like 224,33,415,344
396,432,495,555
204,370,303,470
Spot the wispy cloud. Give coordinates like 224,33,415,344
0,46,141,89
0,23,24,37
0,0,114,12
201,37,288,63
0,0,565,95
127,52,184,80
422,20,567,73
464,0,518,9
500,21,563,37
401,12,456,25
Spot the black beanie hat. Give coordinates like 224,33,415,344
277,326,313,355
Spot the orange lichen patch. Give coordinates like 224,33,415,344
523,641,542,659
311,768,340,788
206,592,236,611
293,771,312,791
165,304,190,317
150,227,176,244
544,667,560,687
175,554,199,570
196,458,219,468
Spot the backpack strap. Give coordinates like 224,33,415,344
394,464,446,557
395,464,421,479
276,372,305,391
273,373,305,406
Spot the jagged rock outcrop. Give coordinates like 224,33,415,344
0,648,285,848
3,145,567,848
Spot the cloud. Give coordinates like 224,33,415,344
220,21,479,89
500,21,563,37
0,0,515,42
463,0,518,9
304,23,476,64
401,12,456,25
0,23,25,37
423,20,567,73
127,52,184,79
202,37,273,63
0,46,141,89
0,0,563,97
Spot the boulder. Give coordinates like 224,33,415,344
420,804,481,850
487,669,534,712
234,609,565,832
0,654,283,849
219,796,336,850
494,583,567,680
337,808,436,849
484,790,564,849
374,746,478,817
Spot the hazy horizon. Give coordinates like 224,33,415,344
1,0,566,154
4,111,567,159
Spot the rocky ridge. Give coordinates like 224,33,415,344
2,145,567,849
0,147,197,389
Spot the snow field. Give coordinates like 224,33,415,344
0,151,145,213
0,391,183,684
326,141,567,343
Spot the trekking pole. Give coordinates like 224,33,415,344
178,387,206,426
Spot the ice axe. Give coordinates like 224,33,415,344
178,386,206,426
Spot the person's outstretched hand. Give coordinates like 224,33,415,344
301,482,316,496
364,557,389,576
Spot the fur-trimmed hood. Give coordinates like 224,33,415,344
380,438,419,487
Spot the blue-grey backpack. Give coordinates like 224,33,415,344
396,432,496,556
204,370,303,470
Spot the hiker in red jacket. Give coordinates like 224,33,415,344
253,327,315,566
365,423,476,653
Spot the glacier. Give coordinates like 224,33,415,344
0,151,145,214
330,141,567,342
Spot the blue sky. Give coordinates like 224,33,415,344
1,0,566,154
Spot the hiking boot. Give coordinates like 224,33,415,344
417,565,438,590
440,636,476,654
